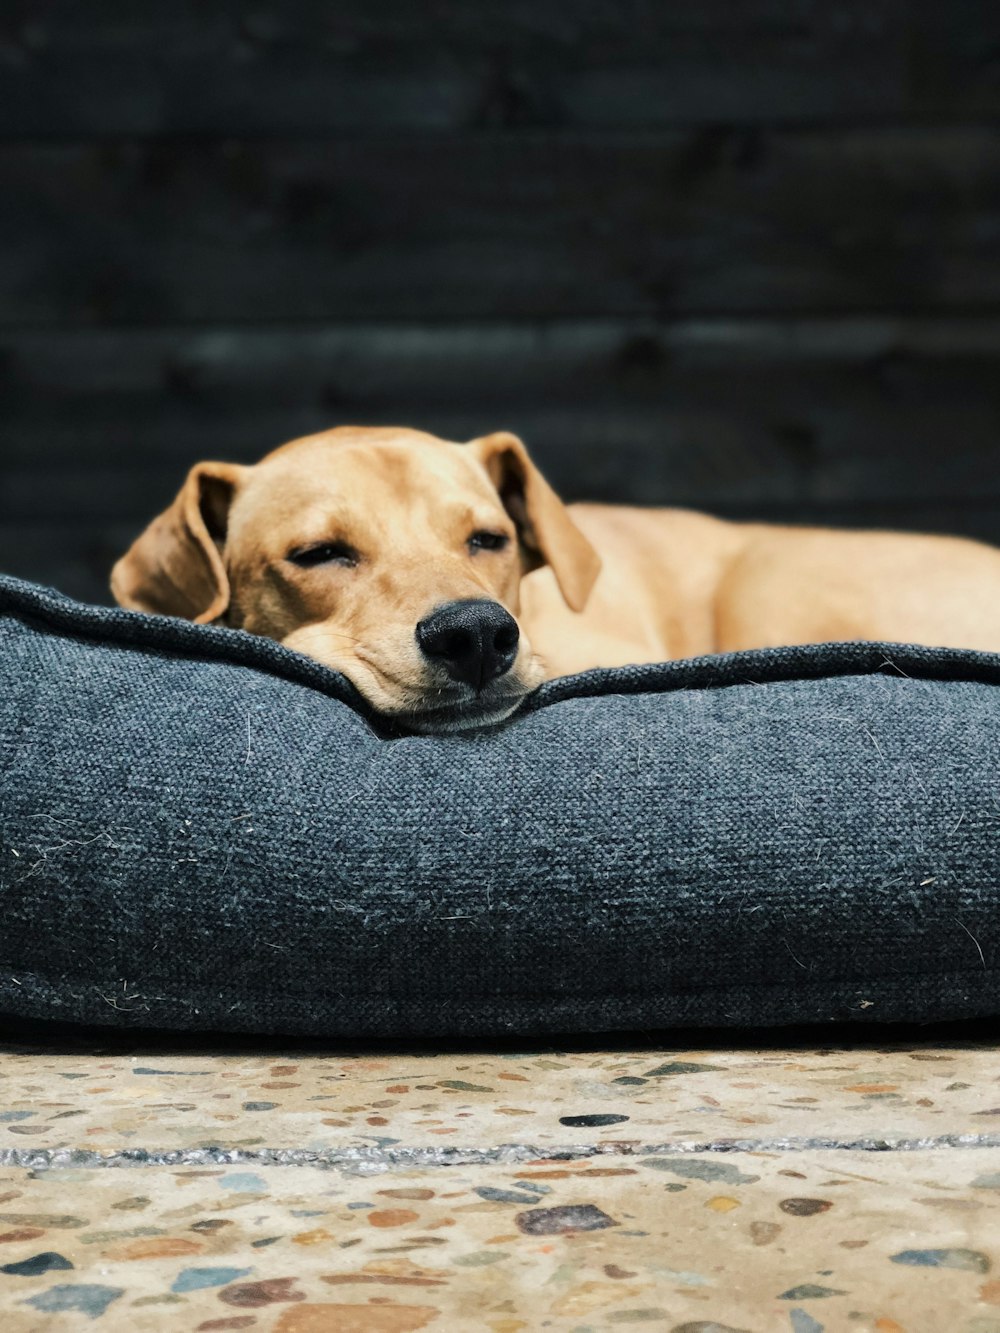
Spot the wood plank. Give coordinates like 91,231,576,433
4,128,1000,323
3,316,1000,519
0,1,906,137
3,397,997,520
907,0,1000,120
0,522,138,607
10,316,1000,395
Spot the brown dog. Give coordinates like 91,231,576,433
113,425,1000,731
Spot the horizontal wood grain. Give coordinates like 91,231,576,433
3,318,999,525
0,0,911,136
5,128,1000,323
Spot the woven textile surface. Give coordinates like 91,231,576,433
1,575,999,1038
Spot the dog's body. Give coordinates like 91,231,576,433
113,426,1000,730
524,503,1000,676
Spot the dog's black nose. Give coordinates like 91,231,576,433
416,600,519,689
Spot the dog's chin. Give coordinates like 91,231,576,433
384,690,529,735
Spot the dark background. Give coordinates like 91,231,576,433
3,1,1000,605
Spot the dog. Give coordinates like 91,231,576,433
112,425,1000,732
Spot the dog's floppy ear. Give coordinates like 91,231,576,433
469,431,601,611
111,462,245,623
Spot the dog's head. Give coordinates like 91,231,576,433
111,427,601,731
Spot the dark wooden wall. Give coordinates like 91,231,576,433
3,1,1000,604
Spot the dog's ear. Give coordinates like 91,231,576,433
111,462,245,623
469,431,601,611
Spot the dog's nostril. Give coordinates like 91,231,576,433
494,623,519,654
419,626,473,661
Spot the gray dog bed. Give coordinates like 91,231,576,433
1,574,998,1038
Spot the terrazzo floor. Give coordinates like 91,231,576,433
0,1035,998,1331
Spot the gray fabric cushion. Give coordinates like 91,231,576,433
1,574,999,1038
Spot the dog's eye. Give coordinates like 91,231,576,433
467,530,509,553
287,541,360,568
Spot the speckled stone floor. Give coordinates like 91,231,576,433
1,1037,1000,1331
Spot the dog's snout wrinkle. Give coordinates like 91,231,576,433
416,599,519,690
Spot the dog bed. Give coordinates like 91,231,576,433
1,573,999,1038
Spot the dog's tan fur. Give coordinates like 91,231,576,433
113,425,1000,730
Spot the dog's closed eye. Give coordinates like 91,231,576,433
287,541,361,569
467,530,509,553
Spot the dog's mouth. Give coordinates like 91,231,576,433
386,686,530,734
343,649,541,735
